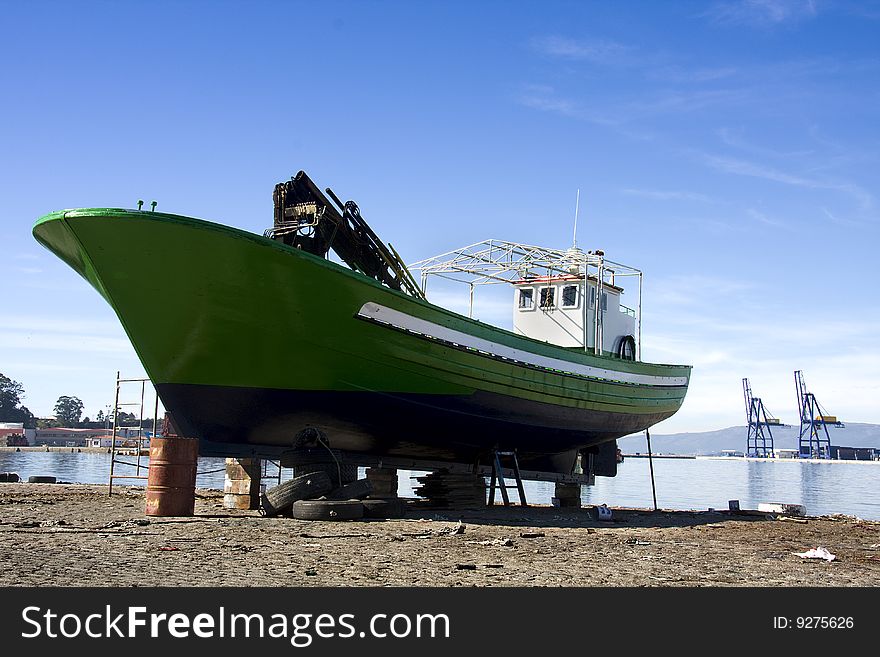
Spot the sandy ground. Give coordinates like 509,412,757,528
1,483,878,587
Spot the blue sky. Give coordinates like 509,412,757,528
1,0,878,432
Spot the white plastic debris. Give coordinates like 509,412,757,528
793,547,836,562
596,504,613,521
759,502,806,517
475,538,514,547
438,521,466,535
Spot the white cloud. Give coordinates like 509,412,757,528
747,207,791,229
703,153,818,186
516,85,618,126
529,36,634,64
0,316,123,335
518,85,745,128
701,153,875,210
620,188,714,203
0,331,132,354
639,274,880,432
517,88,579,118
649,66,740,83
703,0,819,28
427,272,880,433
820,206,863,227
718,127,816,160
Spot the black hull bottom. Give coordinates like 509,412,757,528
157,383,672,475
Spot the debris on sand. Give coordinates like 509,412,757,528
475,537,514,547
438,521,466,535
793,547,836,562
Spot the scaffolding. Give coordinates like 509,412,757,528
742,378,780,457
408,240,643,359
794,370,844,459
107,372,162,495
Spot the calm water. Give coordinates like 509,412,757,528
1,451,878,520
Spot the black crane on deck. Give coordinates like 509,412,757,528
268,171,425,300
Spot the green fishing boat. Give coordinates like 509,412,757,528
33,171,690,481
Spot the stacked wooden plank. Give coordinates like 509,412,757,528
413,470,486,508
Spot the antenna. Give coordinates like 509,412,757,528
572,189,580,249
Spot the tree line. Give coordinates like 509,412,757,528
1,372,157,430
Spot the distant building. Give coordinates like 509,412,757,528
721,449,745,458
0,422,28,446
829,446,876,461
85,436,116,448
775,449,799,459
34,428,110,447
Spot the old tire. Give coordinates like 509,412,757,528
292,499,364,521
296,462,359,488
326,478,373,501
261,471,333,517
28,475,56,484
362,498,408,519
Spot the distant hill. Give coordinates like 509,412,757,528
618,422,880,456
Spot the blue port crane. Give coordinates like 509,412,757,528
794,370,844,459
743,378,780,457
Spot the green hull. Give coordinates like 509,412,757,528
33,208,690,472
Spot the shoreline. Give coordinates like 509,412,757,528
1,482,878,587
0,446,112,454
698,455,880,465
8,446,876,463
625,452,880,464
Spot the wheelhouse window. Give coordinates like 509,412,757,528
539,287,555,309
601,292,608,311
589,286,596,308
518,288,534,310
561,284,579,309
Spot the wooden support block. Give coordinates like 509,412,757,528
553,483,582,508
223,493,256,510
365,468,399,498
224,457,262,510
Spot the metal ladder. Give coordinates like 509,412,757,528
107,372,160,496
488,450,527,507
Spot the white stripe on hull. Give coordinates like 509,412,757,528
357,302,688,387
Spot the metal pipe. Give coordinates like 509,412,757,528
152,390,159,439
646,428,658,511
583,265,588,351
136,380,146,477
637,271,643,361
468,283,474,319
594,260,604,355
108,371,121,496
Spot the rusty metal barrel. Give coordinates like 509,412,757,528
145,436,199,517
